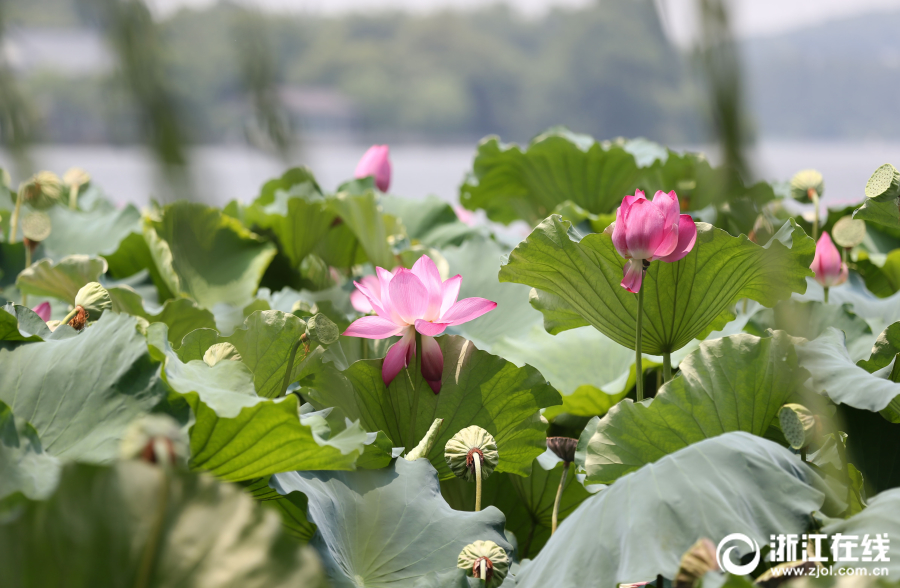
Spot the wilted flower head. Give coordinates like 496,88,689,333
457,540,509,587
445,425,499,482
608,190,697,293
18,171,62,210
342,255,496,393
546,436,578,464
810,232,848,288
354,144,392,192
31,301,51,322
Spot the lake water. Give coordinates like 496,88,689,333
3,139,899,210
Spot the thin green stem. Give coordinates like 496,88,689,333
406,333,422,452
280,334,307,397
134,468,169,588
474,452,483,512
824,287,829,304
551,461,570,534
61,307,79,325
635,275,646,402
662,352,672,383
22,246,31,306
8,191,22,244
69,184,79,210
811,191,820,241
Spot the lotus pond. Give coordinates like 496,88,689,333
1,130,899,588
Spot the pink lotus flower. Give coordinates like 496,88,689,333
343,255,497,393
811,231,848,288
32,301,51,322
608,190,697,293
354,145,391,192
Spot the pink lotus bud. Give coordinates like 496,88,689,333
31,301,51,322
609,190,697,293
811,231,848,287
354,145,391,192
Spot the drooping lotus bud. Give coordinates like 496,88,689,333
778,403,818,450
203,342,242,366
119,414,188,467
18,171,62,210
21,211,51,254
546,436,578,464
457,540,509,587
354,144,391,192
405,418,443,461
790,169,824,203
810,232,848,288
306,313,339,345
31,301,51,322
832,216,866,249
74,282,112,321
674,538,719,588
444,425,499,482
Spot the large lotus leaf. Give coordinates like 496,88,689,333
837,405,900,494
0,400,60,500
821,488,900,576
103,232,176,301
854,197,900,231
0,242,26,288
301,335,561,479
16,254,108,302
244,477,317,543
325,190,400,270
0,313,165,462
797,327,900,421
148,324,369,481
578,332,806,484
514,433,826,588
381,195,479,248
0,303,51,341
0,461,327,588
143,202,277,308
176,310,325,399
441,451,594,559
43,203,141,258
271,458,513,588
108,286,215,345
500,216,815,354
795,275,900,327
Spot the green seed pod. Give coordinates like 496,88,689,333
74,282,112,321
865,163,900,202
457,540,509,587
21,211,52,243
18,171,63,210
790,169,824,203
306,313,339,345
119,414,188,467
778,403,817,450
444,425,498,482
203,342,242,367
63,167,91,189
832,216,866,249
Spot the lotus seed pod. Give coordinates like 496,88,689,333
457,540,509,587
405,418,443,461
306,313,339,345
546,436,578,463
675,538,719,588
21,211,51,242
790,169,824,203
203,342,242,366
832,216,866,249
865,163,900,202
74,282,112,321
18,171,62,210
119,414,188,466
291,299,312,314
444,425,498,482
0,168,10,188
778,403,817,450
63,167,91,188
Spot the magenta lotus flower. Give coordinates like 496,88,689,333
608,190,697,293
350,275,381,314
811,231,848,288
354,144,391,192
31,301,51,322
343,255,497,393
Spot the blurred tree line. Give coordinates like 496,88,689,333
4,0,703,145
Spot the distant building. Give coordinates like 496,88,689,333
278,86,360,137
2,27,114,76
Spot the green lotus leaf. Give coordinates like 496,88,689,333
243,476,317,543
0,303,51,342
441,451,595,559
499,215,814,354
148,323,370,481
0,461,327,588
837,405,900,494
107,286,216,345
271,458,513,588
0,313,165,462
102,231,176,301
143,202,277,308
301,335,561,479
821,488,900,576
325,189,400,270
856,249,900,298
381,195,479,248
0,242,26,289
514,433,827,588
16,254,108,303
43,202,141,258
578,332,807,484
853,197,900,231
0,400,60,500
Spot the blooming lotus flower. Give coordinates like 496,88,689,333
350,275,381,314
32,301,51,322
608,190,697,293
343,255,496,393
354,145,391,192
811,231,848,288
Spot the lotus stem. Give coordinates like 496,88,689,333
280,334,308,397
662,352,672,383
823,287,829,304
474,451,482,512
407,333,422,451
135,467,169,588
635,271,646,402
810,190,820,241
551,461,570,535
8,189,22,244
742,298,747,314
62,307,79,325
22,247,31,306
69,184,78,210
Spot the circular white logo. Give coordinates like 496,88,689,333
716,533,761,576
